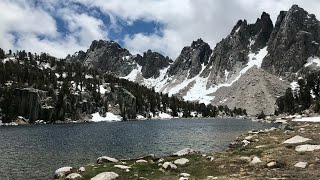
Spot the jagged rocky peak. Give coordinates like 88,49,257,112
168,38,212,79
66,50,86,62
70,39,136,77
249,12,274,52
201,12,273,85
262,4,320,77
133,49,172,79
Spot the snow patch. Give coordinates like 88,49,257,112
305,56,320,67
158,112,173,119
290,81,299,91
121,65,142,81
91,112,122,122
293,116,320,122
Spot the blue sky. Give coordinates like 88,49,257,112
0,0,319,59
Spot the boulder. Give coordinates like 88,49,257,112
295,144,320,152
173,148,194,156
283,135,311,144
78,167,86,172
66,173,82,180
180,173,191,177
97,156,119,164
174,158,190,165
162,162,177,170
54,166,73,179
91,172,119,180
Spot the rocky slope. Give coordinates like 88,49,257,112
212,68,290,116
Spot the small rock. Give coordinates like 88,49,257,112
179,177,188,180
294,162,308,168
180,173,191,177
255,145,266,149
162,162,177,170
250,156,262,164
206,156,214,161
114,165,131,170
279,124,293,131
239,156,251,163
136,159,148,163
173,148,194,156
97,156,119,164
174,158,190,165
244,135,253,141
242,140,250,146
158,158,165,163
207,176,218,180
283,135,311,144
91,172,119,180
298,128,306,132
66,173,82,180
78,167,86,172
269,127,278,131
267,161,277,168
54,167,73,179
125,169,130,172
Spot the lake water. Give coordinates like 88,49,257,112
0,118,273,180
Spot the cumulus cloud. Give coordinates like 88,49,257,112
0,0,107,58
1,0,320,59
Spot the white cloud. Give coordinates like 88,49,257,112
1,0,320,59
0,0,107,58
72,0,320,59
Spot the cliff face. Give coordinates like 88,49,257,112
262,5,320,77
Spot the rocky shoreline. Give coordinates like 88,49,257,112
53,116,320,180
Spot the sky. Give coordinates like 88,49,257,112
1,0,320,59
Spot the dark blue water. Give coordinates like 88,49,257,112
0,118,273,180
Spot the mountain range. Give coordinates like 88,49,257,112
68,5,320,116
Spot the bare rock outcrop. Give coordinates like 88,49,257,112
212,67,289,116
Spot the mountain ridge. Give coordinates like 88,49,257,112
68,4,320,116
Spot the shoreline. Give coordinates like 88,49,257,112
53,117,320,180
0,115,249,127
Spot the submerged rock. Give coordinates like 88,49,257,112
91,172,119,180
